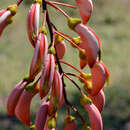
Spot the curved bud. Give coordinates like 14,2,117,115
75,0,93,24
27,3,40,47
29,33,48,78
7,80,28,116
64,115,77,130
90,62,106,96
40,54,55,98
0,10,11,37
15,87,38,126
88,89,105,112
74,24,99,68
55,40,66,59
83,104,103,130
35,101,49,130
48,70,63,115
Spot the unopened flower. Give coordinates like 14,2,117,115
64,115,77,130
35,101,49,130
88,89,105,112
0,4,17,38
29,30,48,78
48,70,63,115
15,85,39,126
81,95,103,130
40,54,55,98
6,80,28,116
75,0,93,24
27,0,41,47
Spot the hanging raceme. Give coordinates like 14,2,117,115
0,0,110,129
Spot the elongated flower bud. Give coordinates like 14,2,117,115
15,87,38,126
84,104,103,130
64,115,77,130
88,89,105,112
48,70,63,115
75,0,93,24
35,101,49,130
90,62,106,96
29,32,48,78
0,4,17,38
80,95,103,130
27,2,40,47
7,80,28,116
40,54,55,98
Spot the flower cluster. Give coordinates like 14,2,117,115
0,0,110,129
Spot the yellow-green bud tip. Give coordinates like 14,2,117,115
33,0,42,5
80,95,92,106
47,118,56,129
64,115,76,124
7,4,17,16
48,46,56,55
73,36,81,45
68,17,81,30
39,26,47,34
82,124,91,130
55,34,64,45
81,73,92,80
6,16,14,24
30,125,35,130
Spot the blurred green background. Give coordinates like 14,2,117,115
0,0,130,129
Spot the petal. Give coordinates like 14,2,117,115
55,41,66,59
35,101,49,130
6,81,28,116
15,90,37,126
75,24,99,68
90,63,106,96
75,0,93,24
84,104,103,130
88,90,105,112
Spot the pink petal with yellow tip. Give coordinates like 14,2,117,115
84,103,103,130
90,63,106,96
7,81,28,116
15,90,37,126
55,41,66,59
35,101,49,130
75,24,99,68
88,90,105,112
75,0,93,24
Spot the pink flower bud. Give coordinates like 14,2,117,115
74,24,99,68
84,103,103,130
75,0,93,24
90,62,106,96
35,101,49,130
27,3,40,47
15,89,37,126
0,10,11,37
6,80,28,116
40,54,55,99
55,41,66,59
48,70,63,114
29,33,48,78
88,90,105,112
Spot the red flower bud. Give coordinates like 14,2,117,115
7,80,28,116
88,89,105,112
35,101,49,130
75,0,93,24
15,89,38,126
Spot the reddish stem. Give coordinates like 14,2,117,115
47,1,76,9
47,1,70,18
17,0,24,6
42,10,47,26
55,30,82,51
60,60,83,75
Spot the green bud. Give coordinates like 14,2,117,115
39,26,47,34
80,95,92,106
48,46,56,55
